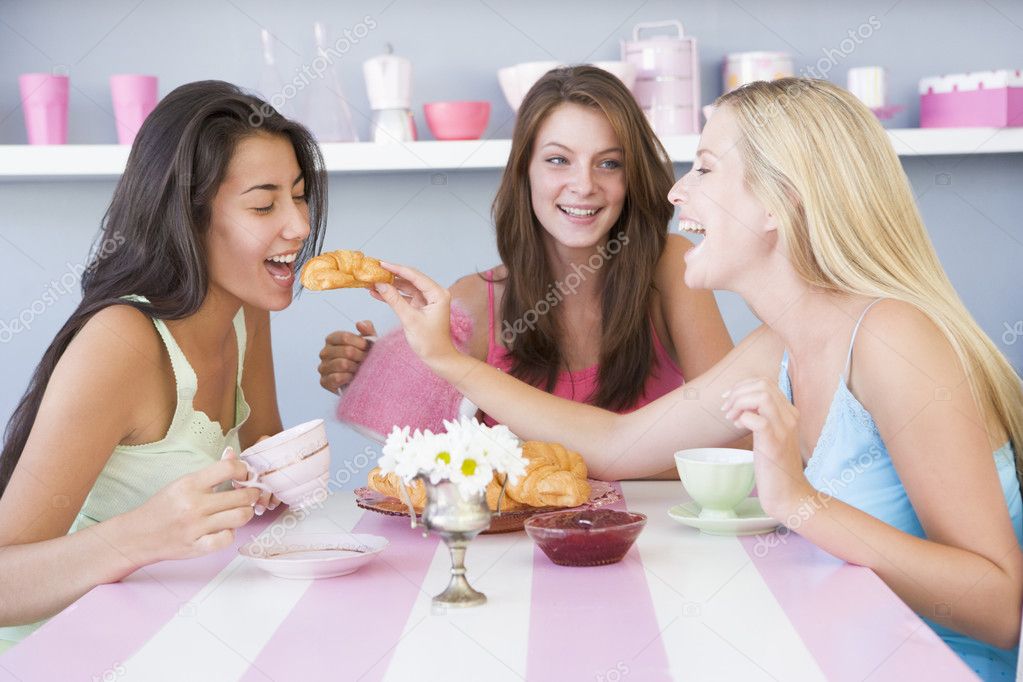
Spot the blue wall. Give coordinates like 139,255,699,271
1,0,1020,488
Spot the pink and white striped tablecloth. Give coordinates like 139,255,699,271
0,482,978,681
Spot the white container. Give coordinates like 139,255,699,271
363,48,412,110
723,51,793,93
497,60,561,112
847,66,887,109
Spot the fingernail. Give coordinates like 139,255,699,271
374,283,389,294
254,504,265,516
721,390,730,398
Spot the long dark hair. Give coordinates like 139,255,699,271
492,65,675,411
0,80,326,497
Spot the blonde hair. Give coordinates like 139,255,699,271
717,77,1023,493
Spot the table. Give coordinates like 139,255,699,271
0,482,978,681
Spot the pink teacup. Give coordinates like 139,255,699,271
236,420,331,506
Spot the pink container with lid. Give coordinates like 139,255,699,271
621,20,701,135
919,69,1023,128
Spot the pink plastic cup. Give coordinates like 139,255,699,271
19,73,69,145
110,74,158,145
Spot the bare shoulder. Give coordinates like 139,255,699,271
848,299,999,439
448,265,504,360
852,299,965,388
68,303,165,373
655,234,694,288
0,304,165,540
662,232,695,259
58,304,169,420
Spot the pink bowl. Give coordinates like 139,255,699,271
423,101,490,141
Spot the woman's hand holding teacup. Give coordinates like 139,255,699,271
127,457,261,562
222,442,280,516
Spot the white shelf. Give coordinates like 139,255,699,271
1,128,1020,181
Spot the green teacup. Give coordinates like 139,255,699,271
674,448,755,520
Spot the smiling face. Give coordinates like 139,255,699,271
205,133,310,311
668,106,778,292
527,102,627,252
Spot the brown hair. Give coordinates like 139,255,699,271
491,65,675,411
0,80,327,497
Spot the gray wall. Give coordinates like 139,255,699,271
1,0,1021,490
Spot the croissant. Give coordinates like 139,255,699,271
300,250,394,290
504,442,590,508
367,468,427,508
367,467,529,512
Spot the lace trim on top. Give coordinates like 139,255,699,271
780,365,879,484
116,296,250,453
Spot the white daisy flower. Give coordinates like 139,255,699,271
376,418,528,496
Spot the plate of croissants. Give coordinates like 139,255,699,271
355,441,622,533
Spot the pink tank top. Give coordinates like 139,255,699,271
481,272,684,426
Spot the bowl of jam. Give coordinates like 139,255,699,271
524,509,647,567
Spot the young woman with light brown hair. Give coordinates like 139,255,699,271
320,65,737,477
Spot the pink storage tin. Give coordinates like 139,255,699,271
621,20,701,135
919,69,1023,128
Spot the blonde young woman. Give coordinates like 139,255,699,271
371,78,1023,679
319,66,737,478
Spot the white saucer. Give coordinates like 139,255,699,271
667,498,780,536
239,532,388,579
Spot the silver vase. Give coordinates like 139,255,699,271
418,477,491,608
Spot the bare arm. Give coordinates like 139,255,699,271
0,306,259,626
830,303,1022,648
316,268,496,393
370,263,783,479
725,301,1023,648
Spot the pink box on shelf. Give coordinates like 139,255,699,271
919,69,1023,128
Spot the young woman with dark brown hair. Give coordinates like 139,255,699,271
0,80,326,649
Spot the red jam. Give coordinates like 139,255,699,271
524,509,647,567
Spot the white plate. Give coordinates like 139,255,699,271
239,532,388,579
667,498,780,536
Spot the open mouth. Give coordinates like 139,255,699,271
558,204,603,219
264,251,297,282
678,218,706,235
